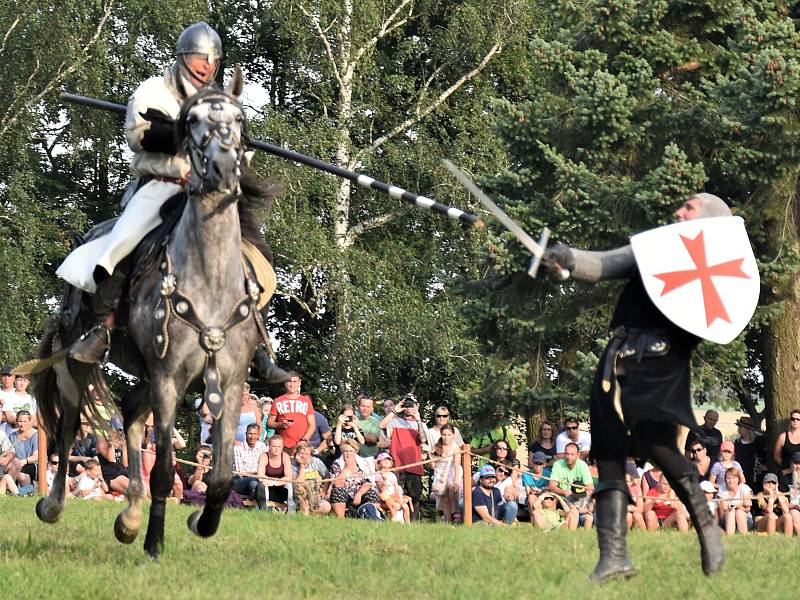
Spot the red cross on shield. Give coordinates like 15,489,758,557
630,216,760,344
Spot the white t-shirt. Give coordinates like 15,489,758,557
555,430,592,454
4,393,37,416
78,474,102,499
719,484,752,508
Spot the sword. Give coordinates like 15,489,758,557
442,160,569,280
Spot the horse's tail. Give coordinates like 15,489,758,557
31,315,62,439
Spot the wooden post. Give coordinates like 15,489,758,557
462,444,472,525
37,425,48,495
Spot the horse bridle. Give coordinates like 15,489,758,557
182,94,247,194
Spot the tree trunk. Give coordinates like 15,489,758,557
763,269,800,453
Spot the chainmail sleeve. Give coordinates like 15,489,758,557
570,245,636,282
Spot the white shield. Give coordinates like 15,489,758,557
630,216,759,344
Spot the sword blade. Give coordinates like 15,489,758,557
442,160,543,258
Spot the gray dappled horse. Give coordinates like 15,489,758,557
34,68,268,558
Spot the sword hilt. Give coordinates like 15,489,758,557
527,227,570,280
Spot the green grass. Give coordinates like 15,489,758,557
0,497,795,599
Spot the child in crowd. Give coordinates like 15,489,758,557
0,472,19,495
78,459,113,500
374,452,412,523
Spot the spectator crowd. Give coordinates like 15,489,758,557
3,362,800,536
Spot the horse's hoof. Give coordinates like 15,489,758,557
187,510,204,537
36,498,61,524
114,513,139,544
143,539,162,561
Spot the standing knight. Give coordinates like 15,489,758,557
543,193,734,582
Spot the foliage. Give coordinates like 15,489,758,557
458,0,800,429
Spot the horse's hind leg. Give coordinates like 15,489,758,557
114,383,150,544
143,378,180,559
188,383,239,538
36,391,80,524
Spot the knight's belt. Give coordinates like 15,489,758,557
601,326,671,393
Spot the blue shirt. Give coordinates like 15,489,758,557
308,411,331,447
521,468,552,491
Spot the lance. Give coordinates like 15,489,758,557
60,92,483,228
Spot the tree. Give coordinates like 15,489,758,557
460,0,800,443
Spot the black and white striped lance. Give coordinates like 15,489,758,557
60,92,483,228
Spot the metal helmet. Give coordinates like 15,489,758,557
175,22,223,87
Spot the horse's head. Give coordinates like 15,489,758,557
177,67,247,196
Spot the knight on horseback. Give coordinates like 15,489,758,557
57,22,285,383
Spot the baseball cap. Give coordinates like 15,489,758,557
700,480,716,494
479,464,496,478
531,451,547,464
0,365,12,376
720,440,734,453
375,452,392,462
763,472,779,484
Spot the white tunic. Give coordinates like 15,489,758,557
56,68,197,293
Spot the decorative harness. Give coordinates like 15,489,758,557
152,92,268,420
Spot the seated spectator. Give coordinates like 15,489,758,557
494,463,521,525
8,410,37,489
291,441,331,515
490,441,520,487
96,428,129,494
753,472,792,535
430,424,463,524
471,465,505,526
182,445,245,509
626,473,646,531
195,397,212,445
709,440,745,493
308,409,332,460
257,434,293,508
688,440,712,480
232,423,268,510
528,421,556,467
0,472,19,495
329,439,382,519
717,467,752,535
0,426,15,480
523,451,552,516
332,404,365,460
77,458,114,500
554,417,591,460
3,374,38,429
787,457,800,534
548,442,595,512
700,480,718,517
734,416,767,493
640,463,662,497
685,409,723,463
530,492,576,530
644,475,689,532
375,452,412,523
68,418,98,477
469,408,517,461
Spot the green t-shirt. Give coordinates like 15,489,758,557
358,417,382,458
549,458,593,492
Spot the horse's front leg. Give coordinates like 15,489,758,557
114,382,150,544
36,393,80,524
188,382,241,538
143,378,180,560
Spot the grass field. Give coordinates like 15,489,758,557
0,497,795,599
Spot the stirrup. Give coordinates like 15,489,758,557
70,324,111,364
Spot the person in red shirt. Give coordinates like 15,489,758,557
644,474,689,531
267,371,316,450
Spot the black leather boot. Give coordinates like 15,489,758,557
70,266,127,364
254,344,289,384
670,471,724,576
589,483,636,583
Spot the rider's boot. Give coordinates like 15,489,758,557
253,343,289,384
70,268,127,364
589,482,637,583
669,470,724,576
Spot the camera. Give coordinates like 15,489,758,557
345,416,353,423
201,452,211,459
402,398,415,408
